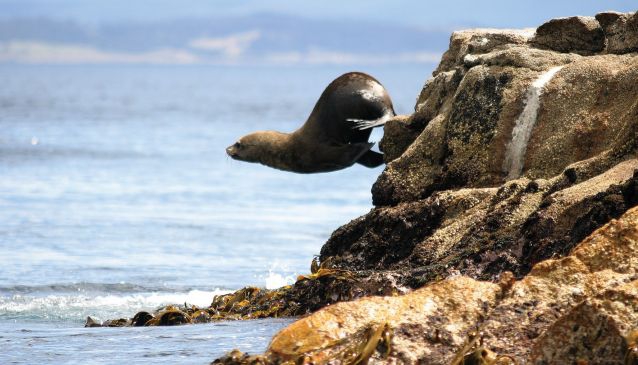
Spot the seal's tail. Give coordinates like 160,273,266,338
348,109,395,130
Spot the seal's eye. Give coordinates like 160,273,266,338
234,142,242,149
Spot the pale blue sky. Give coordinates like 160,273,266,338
1,0,636,28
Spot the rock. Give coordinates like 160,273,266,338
324,159,638,288
523,55,638,179
434,29,533,76
102,318,130,327
529,296,634,363
415,68,463,122
191,310,211,324
211,349,257,365
267,276,501,364
461,46,579,71
372,21,638,206
477,206,638,360
156,310,191,326
502,212,638,359
84,316,102,328
322,187,496,273
145,306,192,326
521,159,638,267
595,11,625,29
596,11,638,54
530,16,605,55
377,115,417,162
131,311,153,326
215,206,638,363
372,111,448,205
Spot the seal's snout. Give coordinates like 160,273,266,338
226,145,237,158
227,141,243,159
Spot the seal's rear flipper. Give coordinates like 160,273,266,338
356,150,384,168
348,110,394,130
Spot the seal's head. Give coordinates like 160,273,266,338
226,131,290,164
226,133,260,163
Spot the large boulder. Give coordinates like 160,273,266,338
530,16,605,55
373,19,638,207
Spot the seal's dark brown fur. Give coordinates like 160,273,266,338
226,72,395,173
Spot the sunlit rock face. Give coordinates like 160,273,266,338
373,13,638,207
530,16,605,55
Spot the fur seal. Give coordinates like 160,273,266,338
226,72,395,173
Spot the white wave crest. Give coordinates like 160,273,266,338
0,289,230,323
264,271,296,290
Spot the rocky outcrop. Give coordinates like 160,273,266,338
318,9,638,287
374,31,638,206
215,206,638,364
321,161,638,287
209,10,638,363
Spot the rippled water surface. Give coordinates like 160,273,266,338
0,64,430,364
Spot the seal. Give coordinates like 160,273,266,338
226,72,395,173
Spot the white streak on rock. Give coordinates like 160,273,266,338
503,66,564,180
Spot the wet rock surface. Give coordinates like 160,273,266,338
322,159,638,287
215,206,638,364
92,269,408,327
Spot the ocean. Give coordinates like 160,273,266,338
0,63,431,364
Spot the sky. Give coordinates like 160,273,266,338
0,1,635,66
1,0,636,29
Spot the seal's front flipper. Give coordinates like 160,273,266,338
332,142,374,167
311,142,373,173
356,150,384,168
337,142,374,167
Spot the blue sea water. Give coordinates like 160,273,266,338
0,64,431,364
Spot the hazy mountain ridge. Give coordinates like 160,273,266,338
0,14,450,65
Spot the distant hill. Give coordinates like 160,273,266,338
0,14,450,65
